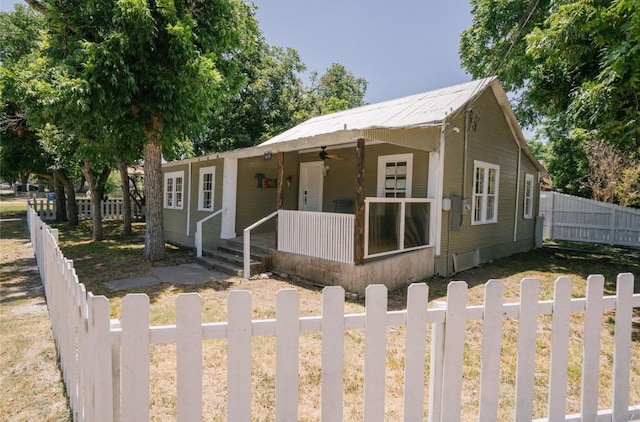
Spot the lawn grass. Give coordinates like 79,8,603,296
4,213,640,420
0,211,70,421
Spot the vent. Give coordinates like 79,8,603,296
452,249,480,273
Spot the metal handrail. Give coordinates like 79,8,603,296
195,208,225,257
243,210,279,279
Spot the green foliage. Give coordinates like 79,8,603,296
198,55,368,153
461,0,640,204
197,44,307,153
311,63,368,115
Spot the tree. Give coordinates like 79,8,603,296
198,53,368,153
26,0,259,260
197,43,307,153
460,0,640,203
311,63,368,115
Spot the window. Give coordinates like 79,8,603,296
377,153,413,198
164,171,184,209
198,166,215,211
472,161,499,224
523,173,534,219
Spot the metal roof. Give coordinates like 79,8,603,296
259,76,496,147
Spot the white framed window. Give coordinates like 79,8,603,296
523,173,534,219
377,153,413,198
472,160,499,224
164,171,184,209
198,166,215,211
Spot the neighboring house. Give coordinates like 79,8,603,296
162,77,547,294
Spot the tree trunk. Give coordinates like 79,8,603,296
60,172,79,227
81,160,110,242
52,170,67,222
118,160,133,236
142,115,166,262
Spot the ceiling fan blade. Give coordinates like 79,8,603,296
327,154,346,161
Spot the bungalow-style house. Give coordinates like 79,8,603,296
161,77,547,294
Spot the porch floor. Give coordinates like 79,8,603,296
229,231,276,250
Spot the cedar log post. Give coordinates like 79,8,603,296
276,151,285,248
354,138,365,265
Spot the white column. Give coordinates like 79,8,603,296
428,124,446,256
221,157,238,239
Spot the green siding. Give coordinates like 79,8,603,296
235,152,298,234
163,163,191,247
296,143,430,213
163,158,225,252
437,88,540,274
234,144,430,234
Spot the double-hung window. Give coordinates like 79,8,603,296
198,166,215,212
377,153,413,198
164,171,184,209
523,173,534,219
472,161,499,224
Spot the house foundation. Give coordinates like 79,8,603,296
273,247,435,296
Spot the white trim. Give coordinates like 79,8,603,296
197,166,216,212
376,153,413,198
524,173,534,219
471,160,500,225
221,158,238,239
513,147,521,241
186,162,192,235
164,170,184,210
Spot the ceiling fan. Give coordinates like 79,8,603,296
319,146,346,161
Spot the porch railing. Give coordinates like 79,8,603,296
195,208,225,258
278,210,355,265
244,210,279,278
364,197,435,259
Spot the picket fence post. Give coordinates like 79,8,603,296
121,294,150,422
612,273,634,421
428,300,447,422
227,291,252,422
275,289,300,421
321,286,345,422
364,284,388,422
403,283,429,420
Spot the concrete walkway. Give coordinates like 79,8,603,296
105,263,232,291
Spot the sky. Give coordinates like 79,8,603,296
251,0,473,103
1,0,474,104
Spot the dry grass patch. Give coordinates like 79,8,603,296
0,212,70,421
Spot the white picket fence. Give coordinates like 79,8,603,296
540,192,640,248
29,198,143,221
27,206,640,421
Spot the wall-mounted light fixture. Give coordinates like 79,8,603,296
264,151,272,160
322,163,330,176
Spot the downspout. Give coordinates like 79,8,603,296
186,161,192,236
513,146,521,242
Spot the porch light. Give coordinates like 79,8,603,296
322,164,330,176
264,151,272,160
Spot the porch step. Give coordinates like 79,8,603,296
197,239,273,278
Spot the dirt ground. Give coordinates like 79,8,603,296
0,214,70,421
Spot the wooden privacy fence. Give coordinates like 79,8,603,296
540,192,640,248
29,198,144,221
28,206,640,421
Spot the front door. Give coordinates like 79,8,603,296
298,162,324,211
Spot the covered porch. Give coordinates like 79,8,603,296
230,128,444,290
